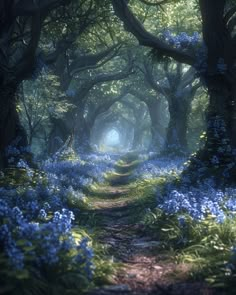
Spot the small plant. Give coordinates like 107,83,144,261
0,202,94,294
143,180,236,290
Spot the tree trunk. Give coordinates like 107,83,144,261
74,110,92,153
228,74,236,151
186,75,236,185
150,127,165,151
48,105,93,155
0,84,28,168
146,100,166,152
132,127,142,150
164,98,190,155
203,76,234,161
48,116,71,155
186,0,235,184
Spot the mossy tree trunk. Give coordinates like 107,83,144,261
0,85,28,168
188,75,236,183
185,0,236,184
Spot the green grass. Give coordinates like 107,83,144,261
143,200,236,292
127,177,166,223
176,216,236,282
0,167,46,188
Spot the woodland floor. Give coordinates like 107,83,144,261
83,154,220,295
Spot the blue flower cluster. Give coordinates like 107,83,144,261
134,156,185,180
16,159,30,169
43,160,93,190
0,185,68,219
0,199,94,278
5,143,31,166
162,30,200,49
0,151,118,283
43,152,117,188
75,237,94,279
0,153,118,225
157,186,236,223
5,144,31,158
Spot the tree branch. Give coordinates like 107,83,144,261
224,5,236,24
89,88,129,126
111,0,194,65
43,33,77,65
69,43,122,76
138,0,171,6
143,61,169,94
73,57,134,105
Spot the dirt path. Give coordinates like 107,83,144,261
87,154,215,295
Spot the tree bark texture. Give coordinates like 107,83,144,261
0,85,28,168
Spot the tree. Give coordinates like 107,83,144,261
0,0,72,167
90,95,147,152
48,51,134,154
128,88,167,151
143,60,200,155
19,73,74,154
121,97,150,150
121,54,168,152
101,93,151,151
112,0,236,183
46,45,121,153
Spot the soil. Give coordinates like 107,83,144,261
86,154,219,295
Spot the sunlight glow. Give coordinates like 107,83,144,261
104,129,120,147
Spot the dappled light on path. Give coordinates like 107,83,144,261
86,153,217,295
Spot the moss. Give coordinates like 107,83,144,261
0,168,46,188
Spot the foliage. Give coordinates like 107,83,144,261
161,30,200,50
130,0,201,34
0,198,94,294
134,155,185,180
0,151,119,294
140,155,236,291
19,73,75,154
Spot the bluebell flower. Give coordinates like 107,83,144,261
38,209,47,220
17,159,29,169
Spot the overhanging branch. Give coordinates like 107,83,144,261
138,0,173,6
111,0,195,65
224,5,236,24
73,57,134,104
69,43,122,76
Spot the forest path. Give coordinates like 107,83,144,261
86,153,214,295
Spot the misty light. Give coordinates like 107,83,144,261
104,129,120,147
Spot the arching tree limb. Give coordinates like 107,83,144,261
111,0,195,65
